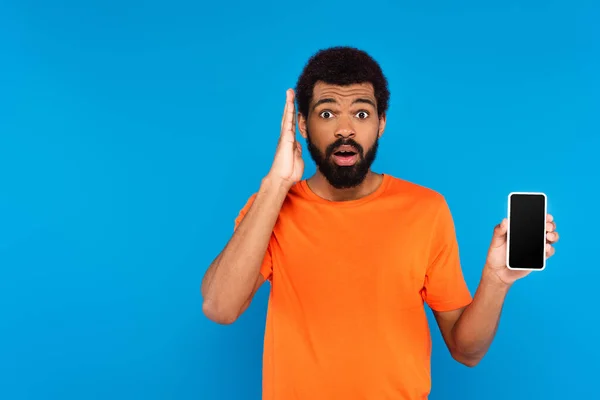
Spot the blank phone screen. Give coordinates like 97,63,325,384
508,194,546,269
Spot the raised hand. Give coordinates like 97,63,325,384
267,89,304,189
485,214,560,285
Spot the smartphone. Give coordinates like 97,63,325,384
506,192,547,271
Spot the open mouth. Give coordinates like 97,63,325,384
334,150,357,157
332,145,359,166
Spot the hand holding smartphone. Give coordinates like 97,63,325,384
506,192,547,271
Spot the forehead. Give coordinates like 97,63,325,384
311,81,375,104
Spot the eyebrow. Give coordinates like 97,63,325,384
311,97,377,111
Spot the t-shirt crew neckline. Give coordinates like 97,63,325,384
298,173,392,207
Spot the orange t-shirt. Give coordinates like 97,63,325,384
234,173,473,400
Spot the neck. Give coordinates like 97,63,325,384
306,170,383,202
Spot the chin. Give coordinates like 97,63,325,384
324,170,368,189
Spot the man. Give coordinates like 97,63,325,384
201,46,560,399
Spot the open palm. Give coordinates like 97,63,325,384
268,89,304,187
486,214,559,285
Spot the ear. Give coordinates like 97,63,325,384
378,113,387,138
297,112,308,140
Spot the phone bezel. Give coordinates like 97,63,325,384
506,191,548,271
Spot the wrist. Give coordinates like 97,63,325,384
260,175,292,197
482,264,512,292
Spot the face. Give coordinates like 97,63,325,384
298,82,386,189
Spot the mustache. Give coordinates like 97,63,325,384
325,138,364,157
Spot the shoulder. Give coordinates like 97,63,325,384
383,174,447,207
384,175,458,238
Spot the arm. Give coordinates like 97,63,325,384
433,215,559,367
201,88,303,325
433,267,509,367
201,176,288,324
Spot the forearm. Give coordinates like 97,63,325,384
202,176,289,321
451,266,511,365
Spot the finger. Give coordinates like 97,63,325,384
294,142,303,166
286,91,296,133
546,231,559,243
282,92,295,138
546,222,555,232
281,90,291,130
491,218,508,247
546,243,555,257
495,218,508,235
546,214,554,223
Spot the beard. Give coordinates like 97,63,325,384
305,130,379,189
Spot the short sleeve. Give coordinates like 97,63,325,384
234,194,273,281
421,196,472,311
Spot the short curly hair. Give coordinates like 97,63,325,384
294,46,390,119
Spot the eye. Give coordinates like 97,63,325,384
356,111,369,119
319,110,334,119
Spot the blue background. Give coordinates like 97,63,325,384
1,0,598,399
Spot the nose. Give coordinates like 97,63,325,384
334,115,355,139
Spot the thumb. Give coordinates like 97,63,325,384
295,141,303,158
294,144,303,166
490,218,508,248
